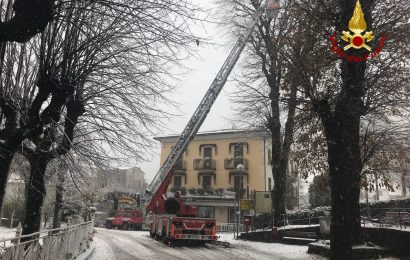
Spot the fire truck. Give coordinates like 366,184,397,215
145,0,279,246
148,192,217,245
105,193,144,230
105,209,144,230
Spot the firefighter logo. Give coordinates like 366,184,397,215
341,0,374,51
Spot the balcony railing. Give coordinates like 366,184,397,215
173,160,187,170
224,157,249,170
193,158,216,170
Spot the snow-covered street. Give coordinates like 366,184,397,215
89,228,325,260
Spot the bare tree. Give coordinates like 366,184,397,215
284,0,410,257
15,0,203,235
216,0,303,225
0,0,54,43
0,0,204,212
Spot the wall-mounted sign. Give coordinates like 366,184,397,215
118,196,135,204
240,199,253,210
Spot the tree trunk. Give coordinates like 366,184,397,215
271,166,287,226
269,75,297,227
327,119,362,259
318,59,366,260
22,155,49,238
269,84,286,227
52,169,65,229
0,150,14,211
51,187,63,229
401,172,407,197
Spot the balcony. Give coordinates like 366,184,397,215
173,159,187,176
193,158,216,171
224,157,249,170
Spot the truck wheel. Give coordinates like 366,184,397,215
122,222,129,230
149,224,155,237
162,227,166,240
106,221,112,229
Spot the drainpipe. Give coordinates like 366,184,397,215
263,139,267,191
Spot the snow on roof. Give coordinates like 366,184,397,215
154,128,270,141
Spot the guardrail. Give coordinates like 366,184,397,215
0,220,94,260
361,207,410,229
216,223,244,233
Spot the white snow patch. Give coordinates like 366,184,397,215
88,236,115,260
0,227,17,241
218,233,324,260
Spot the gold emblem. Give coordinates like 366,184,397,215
341,0,374,51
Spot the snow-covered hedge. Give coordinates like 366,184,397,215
284,206,331,225
253,206,331,228
360,198,410,209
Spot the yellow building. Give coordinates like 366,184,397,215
154,129,275,223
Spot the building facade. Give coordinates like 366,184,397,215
99,166,146,195
155,129,300,223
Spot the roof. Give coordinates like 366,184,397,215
154,129,270,142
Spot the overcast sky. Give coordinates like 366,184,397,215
137,0,242,182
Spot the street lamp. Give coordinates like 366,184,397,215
236,163,245,239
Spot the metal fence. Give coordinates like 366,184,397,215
277,207,410,230
216,223,244,233
361,207,410,229
0,220,94,260
279,214,321,227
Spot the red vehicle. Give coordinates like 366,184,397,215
148,190,218,246
105,209,143,230
144,0,264,246
150,215,217,246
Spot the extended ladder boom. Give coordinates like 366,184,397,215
146,1,268,205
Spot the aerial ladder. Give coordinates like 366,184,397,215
145,0,280,245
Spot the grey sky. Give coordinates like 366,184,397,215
138,0,241,182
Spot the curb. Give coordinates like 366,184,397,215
75,244,96,260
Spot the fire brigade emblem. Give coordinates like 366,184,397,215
341,0,374,51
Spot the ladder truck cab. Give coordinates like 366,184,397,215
145,0,279,247
106,209,144,230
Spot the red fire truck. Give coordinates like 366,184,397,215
105,209,143,230
145,0,275,247
145,162,219,246
148,190,217,245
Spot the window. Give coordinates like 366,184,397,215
198,206,215,218
203,146,212,158
228,207,237,223
268,177,272,191
174,176,182,187
268,149,272,165
174,157,184,169
234,145,244,157
202,175,212,188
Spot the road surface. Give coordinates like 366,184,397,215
90,228,325,260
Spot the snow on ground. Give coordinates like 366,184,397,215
0,227,16,241
87,228,325,260
83,228,405,260
217,233,324,260
89,235,115,260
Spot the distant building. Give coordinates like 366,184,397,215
360,150,410,203
100,166,146,194
360,172,410,203
154,129,300,223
